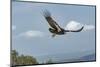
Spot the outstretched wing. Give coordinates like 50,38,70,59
43,10,62,32
65,26,84,32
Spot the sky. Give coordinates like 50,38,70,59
12,1,96,59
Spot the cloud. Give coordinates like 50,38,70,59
83,25,95,31
65,21,83,30
65,21,95,31
18,30,45,38
12,25,16,31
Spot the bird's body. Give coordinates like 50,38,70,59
43,10,84,37
49,28,65,34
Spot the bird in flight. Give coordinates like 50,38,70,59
43,10,84,37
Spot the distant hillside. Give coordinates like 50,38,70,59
36,52,96,64
79,53,96,61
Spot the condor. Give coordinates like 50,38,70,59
43,10,84,37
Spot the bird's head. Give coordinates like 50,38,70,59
49,28,56,33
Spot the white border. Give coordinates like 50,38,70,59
0,0,99,67
20,0,96,5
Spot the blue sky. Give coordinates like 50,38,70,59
12,1,95,59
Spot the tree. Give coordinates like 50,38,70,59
11,50,18,65
11,50,38,66
16,55,38,65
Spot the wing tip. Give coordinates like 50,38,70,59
75,26,84,32
80,26,84,31
43,9,51,18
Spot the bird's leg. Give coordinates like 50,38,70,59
52,34,56,37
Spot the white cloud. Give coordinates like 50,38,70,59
83,25,95,31
12,25,16,31
65,21,83,30
18,30,45,38
65,21,95,31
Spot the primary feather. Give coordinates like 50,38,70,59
43,10,62,32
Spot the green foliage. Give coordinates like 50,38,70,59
11,50,18,65
11,50,38,66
